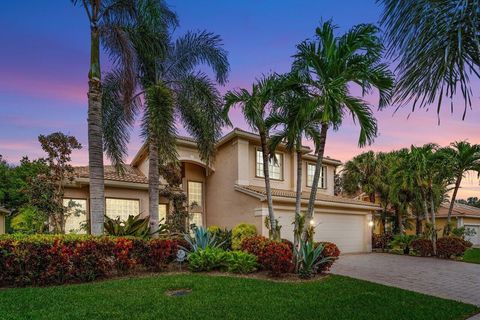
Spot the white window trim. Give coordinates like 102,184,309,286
255,149,284,181
306,163,327,189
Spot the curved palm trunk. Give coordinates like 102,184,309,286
260,131,278,240
148,138,160,236
446,175,462,235
88,26,105,235
294,146,303,249
304,123,328,239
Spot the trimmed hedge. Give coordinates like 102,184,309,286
241,236,293,276
315,242,340,273
0,234,183,287
372,233,393,250
411,238,434,257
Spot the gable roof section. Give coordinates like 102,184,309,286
438,203,480,218
235,185,379,210
74,165,148,184
0,206,10,215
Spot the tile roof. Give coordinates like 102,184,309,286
438,203,480,218
0,206,9,215
236,185,379,208
74,165,148,184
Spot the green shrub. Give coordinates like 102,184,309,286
232,223,257,250
187,248,227,272
207,226,232,250
295,241,332,279
183,227,224,252
224,251,257,273
389,234,417,254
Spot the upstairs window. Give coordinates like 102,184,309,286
256,150,283,180
306,163,327,189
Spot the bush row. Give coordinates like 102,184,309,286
188,248,257,273
392,236,473,258
0,235,185,287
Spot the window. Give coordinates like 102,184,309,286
256,150,283,180
105,198,139,221
188,181,203,207
159,204,168,223
189,212,203,228
306,163,327,188
63,198,87,234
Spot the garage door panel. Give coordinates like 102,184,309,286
276,210,366,253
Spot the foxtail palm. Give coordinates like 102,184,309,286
72,0,142,234
379,0,480,119
441,141,480,234
224,75,281,239
103,11,229,234
267,94,322,248
292,21,394,236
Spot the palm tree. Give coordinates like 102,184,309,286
224,75,282,239
379,0,480,119
292,21,394,235
72,0,144,235
103,9,229,234
440,141,480,234
342,151,379,203
267,93,322,248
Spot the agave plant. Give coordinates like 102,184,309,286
182,227,224,252
295,241,332,279
104,214,168,238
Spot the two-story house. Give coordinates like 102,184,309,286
63,128,379,253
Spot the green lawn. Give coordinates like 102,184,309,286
464,248,480,264
0,274,477,320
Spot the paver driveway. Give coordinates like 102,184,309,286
330,253,480,306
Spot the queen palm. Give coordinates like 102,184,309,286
223,75,282,239
103,11,229,234
379,0,480,118
342,151,380,203
267,93,322,247
292,21,394,234
441,141,480,233
72,0,149,234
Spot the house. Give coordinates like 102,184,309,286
0,206,9,234
63,128,379,253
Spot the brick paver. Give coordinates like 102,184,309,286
330,253,480,307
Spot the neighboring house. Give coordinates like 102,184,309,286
0,206,9,234
64,128,379,253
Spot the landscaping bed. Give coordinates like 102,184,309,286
463,248,480,264
0,273,477,320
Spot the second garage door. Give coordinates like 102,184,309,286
276,210,367,253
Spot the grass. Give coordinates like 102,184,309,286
463,248,480,264
0,274,477,320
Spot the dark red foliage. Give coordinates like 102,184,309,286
437,237,471,258
372,233,393,250
241,236,293,276
315,242,340,273
141,239,179,271
411,238,434,257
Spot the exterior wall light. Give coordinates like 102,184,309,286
309,219,315,226
368,220,374,227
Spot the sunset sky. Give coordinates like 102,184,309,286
0,0,479,198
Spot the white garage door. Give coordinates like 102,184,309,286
465,225,480,246
276,211,366,253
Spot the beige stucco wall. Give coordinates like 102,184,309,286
206,141,263,231
463,217,480,225
0,215,5,234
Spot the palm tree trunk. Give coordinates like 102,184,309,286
88,26,105,235
148,138,160,236
294,146,303,249
446,175,462,235
430,196,437,255
423,198,430,223
304,123,328,238
397,209,404,234
260,131,278,240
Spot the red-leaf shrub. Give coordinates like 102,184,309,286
241,236,293,276
411,238,434,257
436,237,470,259
372,233,393,250
0,235,184,287
315,242,340,273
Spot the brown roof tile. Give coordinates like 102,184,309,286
438,203,480,218
236,185,379,207
74,165,148,184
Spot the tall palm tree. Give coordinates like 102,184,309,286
379,0,480,119
72,0,143,234
267,93,322,247
224,75,282,239
103,9,229,234
292,21,394,234
440,141,480,233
